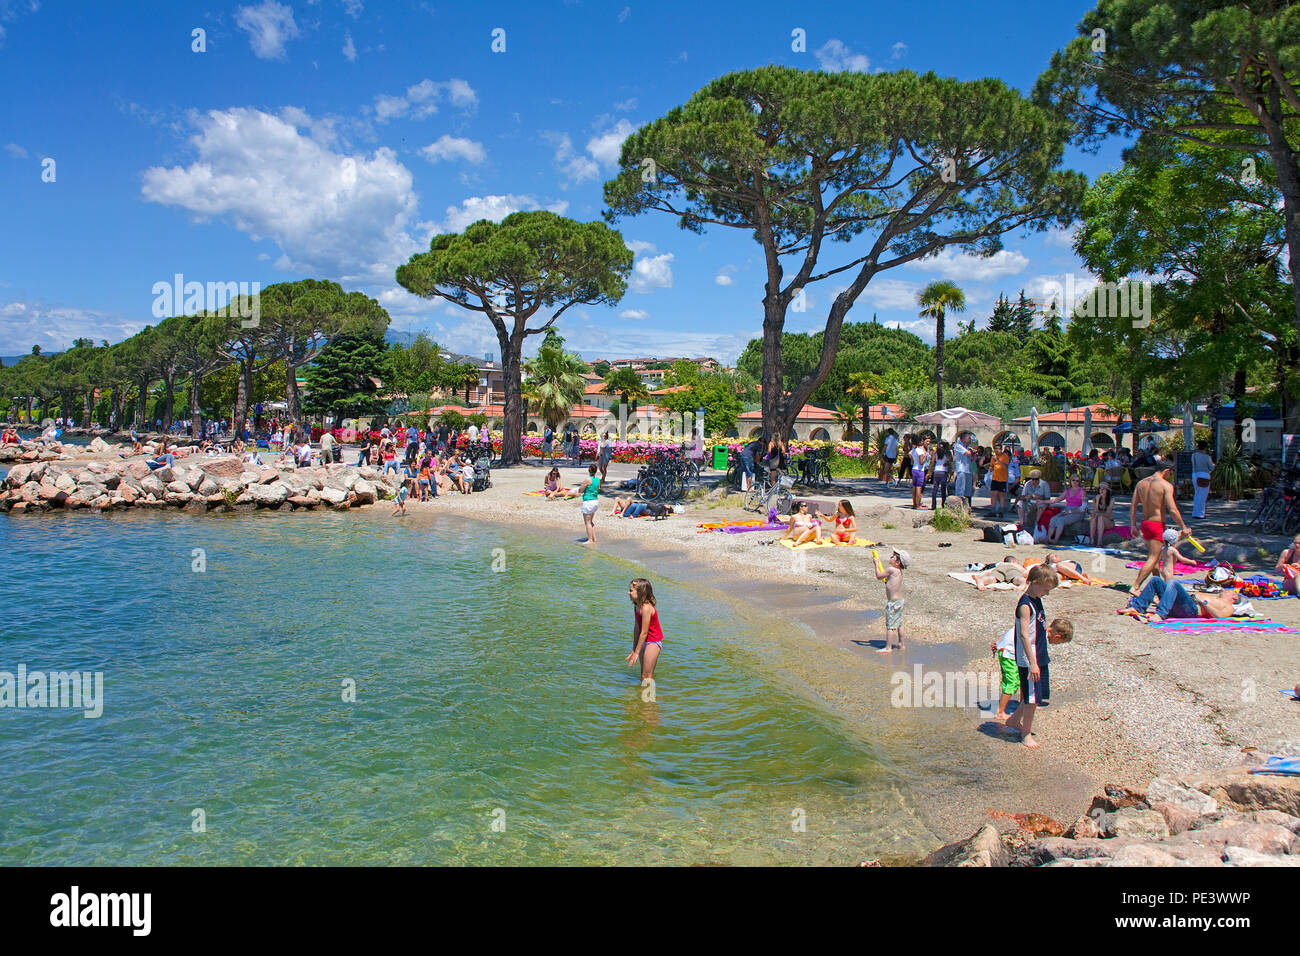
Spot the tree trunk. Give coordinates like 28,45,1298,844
285,363,302,426
234,359,253,438
1263,134,1300,436
498,327,523,466
760,294,790,443
136,379,150,431
161,370,176,432
935,313,945,411
190,372,204,439
1231,365,1247,447
1130,376,1142,456
861,403,870,457
82,388,93,428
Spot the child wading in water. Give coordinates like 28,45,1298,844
872,547,909,652
1002,565,1070,747
626,578,663,689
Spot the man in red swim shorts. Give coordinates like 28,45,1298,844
1129,461,1188,596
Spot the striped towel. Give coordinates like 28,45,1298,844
1146,617,1299,633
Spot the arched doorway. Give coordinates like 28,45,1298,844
810,427,831,441
1038,431,1065,449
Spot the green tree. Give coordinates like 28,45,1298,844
396,211,633,465
602,366,650,423
1035,0,1300,431
523,343,588,430
605,66,1084,443
303,329,388,423
659,372,744,437
916,280,966,409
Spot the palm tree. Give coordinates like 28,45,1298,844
845,371,887,457
602,367,650,416
916,280,967,411
523,344,587,430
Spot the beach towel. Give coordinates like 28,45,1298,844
1249,755,1300,776
697,519,767,532
1144,617,1299,634
1124,560,1248,572
722,522,786,533
778,537,878,550
1277,688,1299,700
1063,545,1132,557
947,571,1016,590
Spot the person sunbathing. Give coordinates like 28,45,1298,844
1275,534,1300,597
613,497,653,518
781,501,823,546
1044,552,1092,585
971,555,1027,591
1121,578,1240,620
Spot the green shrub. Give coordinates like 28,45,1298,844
929,506,972,533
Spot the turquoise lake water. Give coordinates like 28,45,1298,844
0,510,928,864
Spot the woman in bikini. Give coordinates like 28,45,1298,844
832,499,857,544
1276,534,1300,597
781,501,823,546
625,578,663,687
1088,480,1115,546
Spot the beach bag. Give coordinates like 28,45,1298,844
1195,476,1211,488
1015,530,1034,546
982,526,1003,543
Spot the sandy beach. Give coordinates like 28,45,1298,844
361,456,1300,851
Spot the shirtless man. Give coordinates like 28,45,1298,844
1128,460,1188,596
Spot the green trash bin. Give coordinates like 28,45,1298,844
712,445,729,471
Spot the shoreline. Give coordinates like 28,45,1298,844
7,451,1299,857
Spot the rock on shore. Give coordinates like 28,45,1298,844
921,755,1300,867
0,454,403,514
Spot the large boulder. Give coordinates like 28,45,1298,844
921,824,1008,867
279,472,318,496
318,486,347,506
127,461,154,480
198,456,246,479
53,471,76,492
239,471,261,486
1182,766,1300,817
256,468,279,484
247,482,289,508
166,479,192,495
116,484,138,504
1018,837,1127,867
324,470,358,493
352,479,378,504
140,474,167,498
87,436,116,454
1222,846,1300,867
182,469,204,491
20,481,40,503
6,463,32,487
1100,808,1170,842
1167,822,1297,857
197,477,220,496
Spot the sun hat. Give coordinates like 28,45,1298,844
1162,528,1180,543
891,548,911,569
1028,468,1042,478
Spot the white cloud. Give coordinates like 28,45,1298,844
568,321,751,365
420,134,486,164
629,252,674,293
0,300,145,354
547,132,599,185
715,274,733,286
618,5,630,22
1043,225,1079,249
343,0,363,17
624,239,655,254
342,31,357,62
586,118,634,169
436,194,566,233
3,143,26,159
891,41,908,59
903,247,1029,281
235,1,299,60
141,107,421,284
815,38,869,73
614,97,638,112
372,78,477,122
619,308,650,320
858,277,923,310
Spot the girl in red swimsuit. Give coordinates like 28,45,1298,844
832,499,858,543
626,578,663,686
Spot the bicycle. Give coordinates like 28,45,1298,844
1247,468,1300,534
743,467,794,515
795,449,833,488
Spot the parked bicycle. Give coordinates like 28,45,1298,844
1247,467,1300,535
743,467,795,515
794,448,833,488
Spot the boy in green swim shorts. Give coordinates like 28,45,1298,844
991,626,1020,720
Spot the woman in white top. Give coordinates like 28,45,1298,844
909,436,930,510
1190,441,1214,518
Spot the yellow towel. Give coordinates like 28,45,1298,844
778,537,878,550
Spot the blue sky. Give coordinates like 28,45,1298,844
0,0,1123,363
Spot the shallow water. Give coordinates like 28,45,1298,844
0,510,935,864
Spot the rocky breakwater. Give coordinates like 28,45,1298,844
0,453,400,515
922,753,1300,867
